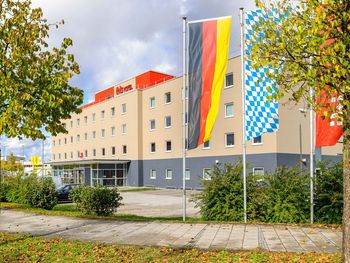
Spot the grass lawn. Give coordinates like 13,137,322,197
0,232,341,263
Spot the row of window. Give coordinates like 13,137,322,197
149,165,264,181
53,145,128,160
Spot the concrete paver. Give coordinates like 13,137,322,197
0,209,342,253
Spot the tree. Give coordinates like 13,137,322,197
0,0,83,140
248,0,349,261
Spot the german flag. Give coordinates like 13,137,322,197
187,16,231,150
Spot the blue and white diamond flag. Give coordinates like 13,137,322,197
244,10,279,141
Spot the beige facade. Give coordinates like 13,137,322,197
51,56,342,187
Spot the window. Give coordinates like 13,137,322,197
59,139,61,145
53,154,55,160
64,153,67,159
70,136,73,143
84,116,88,124
101,148,105,156
84,133,88,140
203,168,212,180
70,120,73,128
185,169,191,180
63,123,67,129
111,146,116,156
165,140,172,152
77,151,80,158
111,107,115,116
70,152,73,159
150,142,156,153
122,145,127,154
77,118,80,126
225,73,233,87
64,138,67,145
225,103,234,117
101,129,105,138
165,169,173,179
121,124,126,134
92,113,96,122
58,153,61,160
53,140,55,146
77,134,80,142
226,133,235,147
253,135,262,145
164,92,171,104
253,167,265,176
111,127,116,136
121,103,127,114
93,149,96,157
150,119,156,130
150,169,156,179
101,110,105,119
150,97,155,108
84,150,88,158
92,131,96,139
165,116,171,128
203,140,210,149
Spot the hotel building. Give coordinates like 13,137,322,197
51,56,342,188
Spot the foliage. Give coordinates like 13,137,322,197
0,154,23,174
70,185,123,216
26,177,57,210
0,181,10,202
0,0,83,140
192,162,245,221
315,161,343,224
5,174,37,204
0,232,341,263
263,167,309,223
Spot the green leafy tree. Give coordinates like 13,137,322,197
248,0,349,260
0,0,83,140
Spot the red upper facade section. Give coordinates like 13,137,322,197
135,71,174,90
80,71,174,109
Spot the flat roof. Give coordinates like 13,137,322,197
50,159,131,166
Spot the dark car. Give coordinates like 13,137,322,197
57,184,80,202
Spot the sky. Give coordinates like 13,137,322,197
0,0,256,162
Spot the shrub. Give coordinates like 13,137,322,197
6,174,37,204
70,185,122,216
0,181,10,202
314,161,343,224
263,166,309,223
27,177,58,210
193,162,248,221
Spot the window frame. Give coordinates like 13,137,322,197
165,168,173,180
122,145,127,155
225,72,234,88
253,167,265,176
165,115,171,128
203,140,210,149
121,103,127,114
150,142,156,153
149,96,155,109
150,169,156,179
203,168,212,180
121,124,127,134
165,140,172,152
149,119,156,131
164,92,171,104
224,102,234,118
225,133,235,147
252,135,263,145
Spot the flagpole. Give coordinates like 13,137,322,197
240,7,247,224
310,87,314,224
182,16,187,222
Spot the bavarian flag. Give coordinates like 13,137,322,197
187,16,231,150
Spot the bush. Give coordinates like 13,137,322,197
315,161,343,224
6,174,37,204
193,162,257,221
70,185,123,216
27,177,58,210
263,166,309,223
0,181,10,202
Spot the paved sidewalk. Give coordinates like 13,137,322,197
0,210,342,253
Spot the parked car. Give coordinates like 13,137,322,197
57,184,80,202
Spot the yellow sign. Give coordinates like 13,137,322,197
30,156,40,166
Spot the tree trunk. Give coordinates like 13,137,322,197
343,96,350,263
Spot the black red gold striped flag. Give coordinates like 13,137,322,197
187,16,231,150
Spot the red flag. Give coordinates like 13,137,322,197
315,90,343,147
